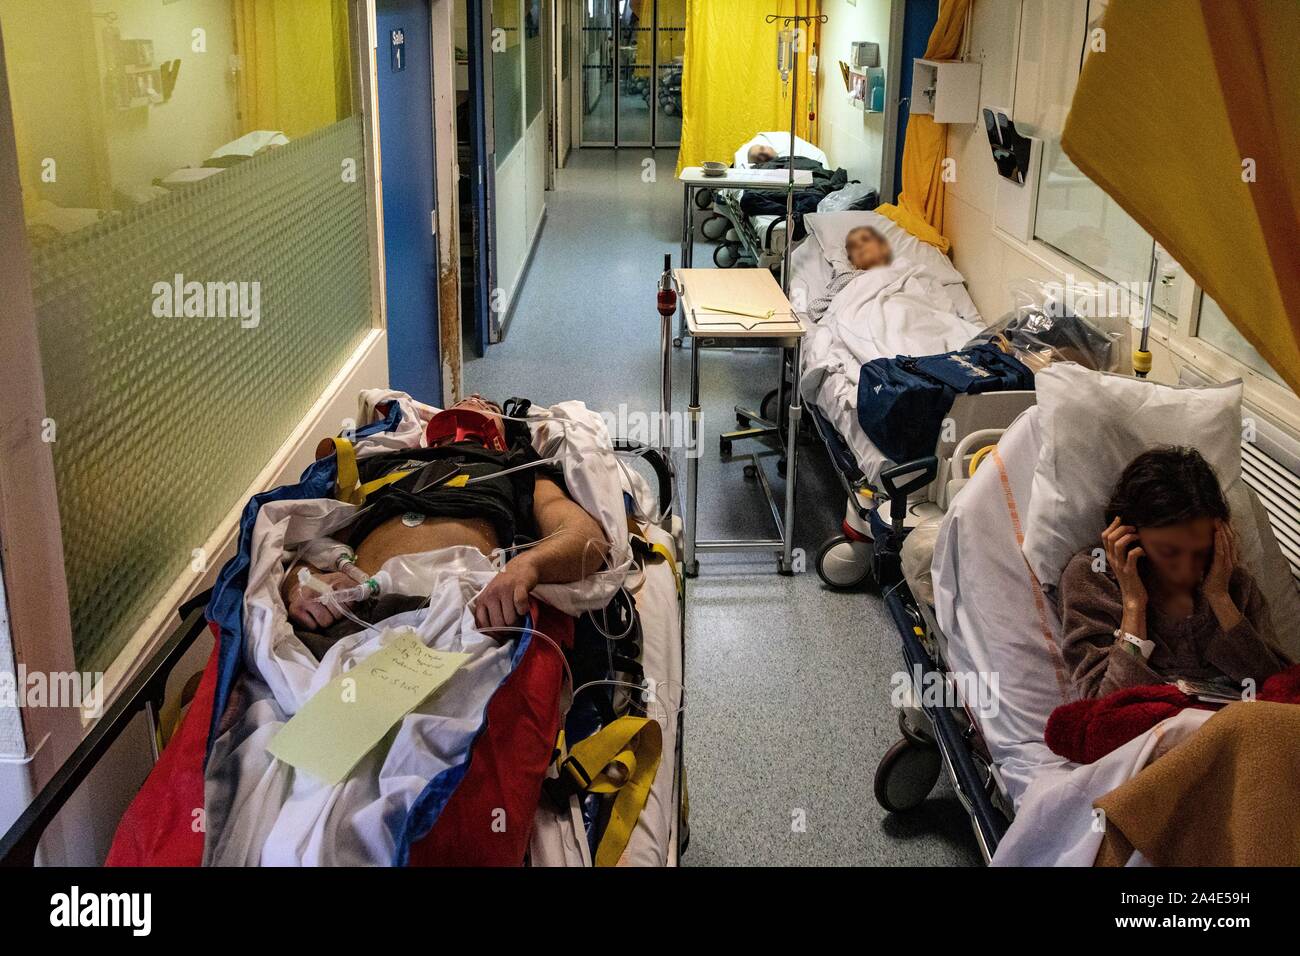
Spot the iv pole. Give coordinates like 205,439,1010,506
767,12,827,295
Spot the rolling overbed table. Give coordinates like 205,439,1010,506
671,268,806,575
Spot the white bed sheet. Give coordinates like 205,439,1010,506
792,229,981,484
528,519,683,867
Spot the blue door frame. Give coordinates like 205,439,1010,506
376,0,443,403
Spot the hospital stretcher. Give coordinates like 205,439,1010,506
690,133,827,272
875,390,1300,864
786,210,1036,589
0,409,688,868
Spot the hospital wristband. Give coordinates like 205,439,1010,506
1114,630,1155,660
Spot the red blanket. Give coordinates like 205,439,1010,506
108,601,571,866
1045,663,1300,764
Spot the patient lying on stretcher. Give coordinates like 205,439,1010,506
1059,447,1291,699
807,226,893,322
281,396,608,653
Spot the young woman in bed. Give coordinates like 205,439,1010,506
807,226,893,322
1059,447,1290,699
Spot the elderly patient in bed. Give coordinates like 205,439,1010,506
806,226,893,322
1058,447,1291,700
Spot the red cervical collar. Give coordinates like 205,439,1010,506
425,408,506,451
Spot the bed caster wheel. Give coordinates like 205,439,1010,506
701,214,728,240
694,188,714,210
743,463,757,480
713,243,739,268
899,710,933,746
719,437,733,458
874,737,942,813
815,535,872,589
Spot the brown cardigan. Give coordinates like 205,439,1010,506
1057,548,1289,699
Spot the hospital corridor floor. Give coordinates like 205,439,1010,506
464,148,980,866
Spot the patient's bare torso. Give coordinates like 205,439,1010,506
353,514,500,575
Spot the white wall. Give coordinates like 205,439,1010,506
817,0,893,189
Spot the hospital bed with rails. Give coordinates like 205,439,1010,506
689,132,868,275
875,366,1300,864
0,393,688,868
788,209,1035,590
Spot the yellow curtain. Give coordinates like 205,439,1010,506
1061,0,1300,396
637,0,687,66
676,0,820,174
873,0,970,253
234,0,353,139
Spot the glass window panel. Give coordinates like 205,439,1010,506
613,3,650,144
1197,298,1285,387
493,0,522,160
1,0,373,673
655,0,685,146
1034,136,1154,289
580,0,613,144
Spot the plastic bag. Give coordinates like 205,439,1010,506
901,515,943,609
966,278,1131,374
817,182,879,213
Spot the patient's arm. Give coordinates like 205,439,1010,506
473,476,609,631
1059,551,1163,699
1202,568,1291,684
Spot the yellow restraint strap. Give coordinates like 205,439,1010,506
628,517,682,597
330,437,361,504
560,715,663,867
330,437,469,505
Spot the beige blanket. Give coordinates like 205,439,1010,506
1094,701,1300,866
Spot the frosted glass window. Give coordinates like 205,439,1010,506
2,0,373,673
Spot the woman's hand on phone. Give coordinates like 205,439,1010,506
1103,517,1147,611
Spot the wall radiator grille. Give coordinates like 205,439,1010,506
1242,440,1300,583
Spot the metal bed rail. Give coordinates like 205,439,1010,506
613,439,689,860
808,403,873,521
0,590,212,867
885,583,1010,863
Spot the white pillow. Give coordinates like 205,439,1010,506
805,210,965,286
1021,363,1244,589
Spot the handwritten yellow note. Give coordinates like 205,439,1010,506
267,629,470,786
